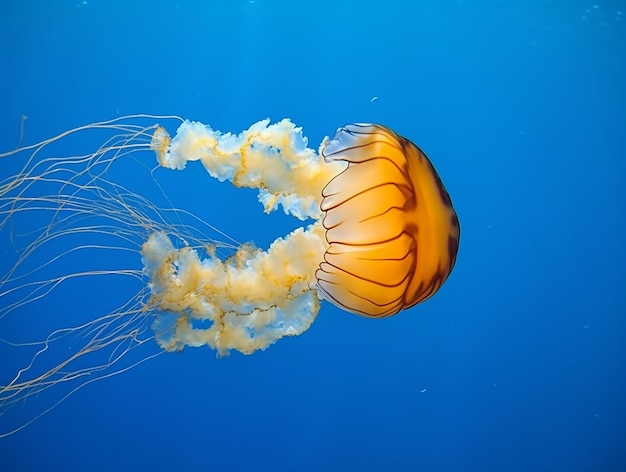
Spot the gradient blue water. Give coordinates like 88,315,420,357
1,1,625,471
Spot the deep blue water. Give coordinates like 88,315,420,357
1,1,625,471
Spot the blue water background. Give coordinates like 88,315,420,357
1,1,625,471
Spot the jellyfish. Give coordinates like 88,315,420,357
0,115,459,436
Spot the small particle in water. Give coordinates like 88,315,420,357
370,96,379,102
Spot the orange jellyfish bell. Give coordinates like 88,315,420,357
316,123,460,317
